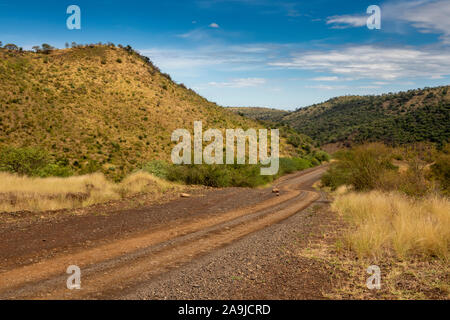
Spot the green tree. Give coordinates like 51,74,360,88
4,43,19,51
0,147,50,176
41,43,54,54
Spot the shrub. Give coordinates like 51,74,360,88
0,146,50,176
81,160,102,175
279,158,312,175
142,160,170,179
431,145,450,195
163,156,317,188
313,150,331,162
322,143,449,197
37,163,73,178
322,143,395,191
166,164,236,187
0,146,73,177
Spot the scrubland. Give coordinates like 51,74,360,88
315,143,449,299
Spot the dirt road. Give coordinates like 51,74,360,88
0,166,329,300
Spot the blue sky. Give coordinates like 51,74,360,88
1,0,449,110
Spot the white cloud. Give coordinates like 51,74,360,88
384,0,450,43
306,84,348,90
325,0,450,42
140,43,276,74
326,15,367,28
209,22,220,28
178,29,212,41
269,45,450,80
286,9,301,17
209,78,266,88
140,48,223,70
311,76,339,81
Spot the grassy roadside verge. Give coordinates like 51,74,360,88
305,143,449,299
296,202,449,300
0,171,183,213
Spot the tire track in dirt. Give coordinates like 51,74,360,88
0,166,327,299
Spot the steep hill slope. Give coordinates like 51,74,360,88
231,86,450,147
0,44,305,180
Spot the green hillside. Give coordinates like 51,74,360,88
231,86,450,147
0,44,310,180
229,107,289,123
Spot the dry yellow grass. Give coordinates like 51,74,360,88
0,171,181,213
331,191,450,261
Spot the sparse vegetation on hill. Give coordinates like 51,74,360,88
232,86,450,147
0,43,328,213
229,107,289,123
0,44,319,181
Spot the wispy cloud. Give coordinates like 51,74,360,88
178,28,212,41
269,45,450,80
383,0,450,44
209,78,266,88
326,0,450,43
195,0,303,18
306,84,348,90
311,76,339,81
326,15,367,28
140,44,273,73
209,22,220,28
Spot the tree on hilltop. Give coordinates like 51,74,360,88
41,43,54,54
4,43,19,51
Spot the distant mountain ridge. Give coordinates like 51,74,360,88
231,86,450,147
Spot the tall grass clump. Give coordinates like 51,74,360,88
332,191,450,261
0,171,180,213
